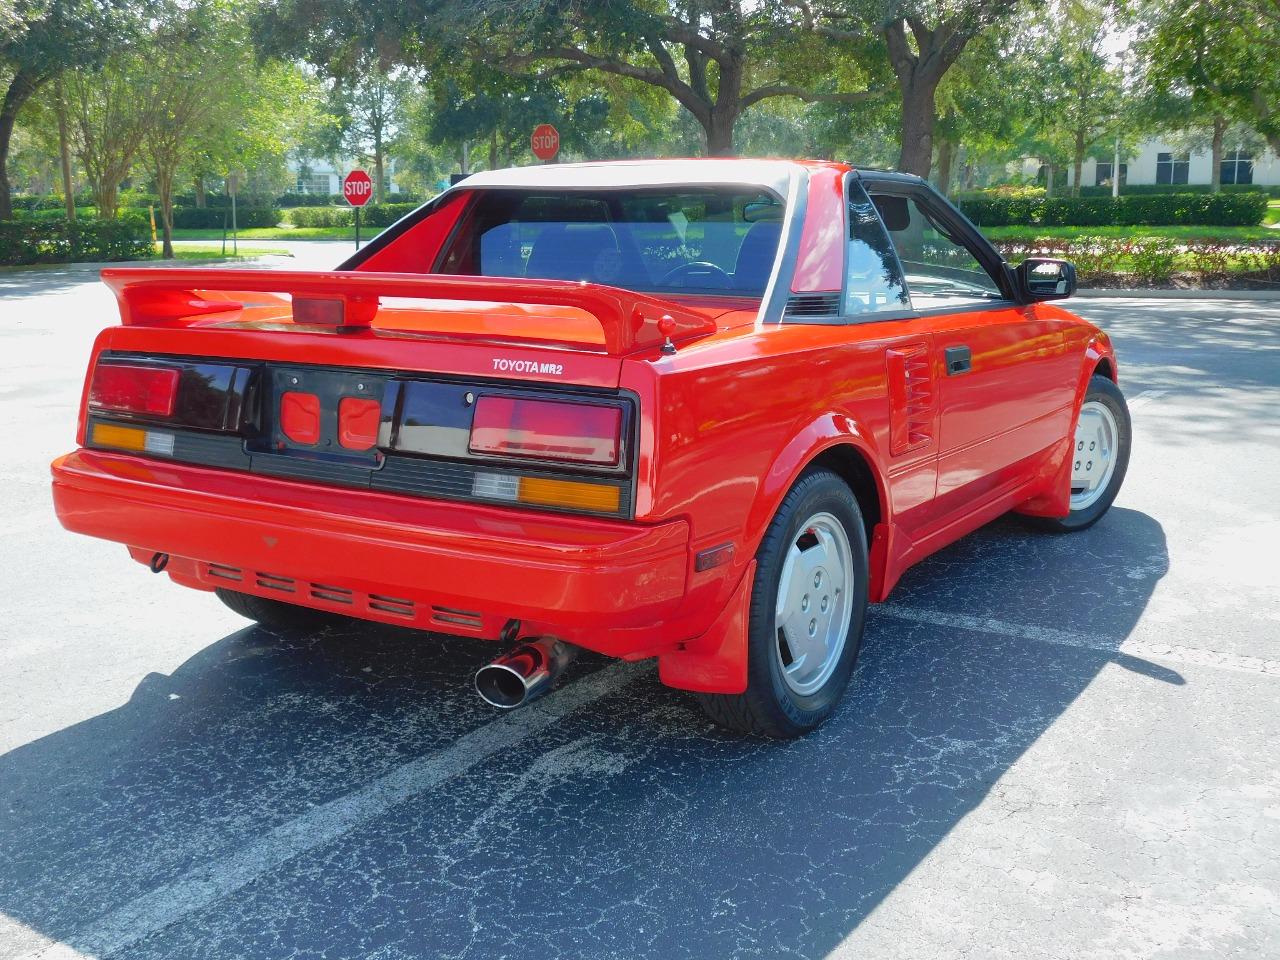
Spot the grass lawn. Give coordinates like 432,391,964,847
171,226,380,241
1265,200,1280,226
984,224,1279,243
163,244,290,259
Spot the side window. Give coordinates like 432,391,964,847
845,179,910,316
869,192,1004,310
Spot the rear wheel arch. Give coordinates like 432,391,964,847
746,419,888,561
807,443,883,544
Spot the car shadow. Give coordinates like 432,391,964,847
0,508,1168,959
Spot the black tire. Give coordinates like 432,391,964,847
1033,375,1131,533
696,469,869,738
215,588,334,631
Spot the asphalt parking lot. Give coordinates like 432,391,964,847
1,254,1278,959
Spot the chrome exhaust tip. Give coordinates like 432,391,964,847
475,638,576,709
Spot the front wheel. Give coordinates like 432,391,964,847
1036,375,1132,532
696,469,869,738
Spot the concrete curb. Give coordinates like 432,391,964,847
1072,288,1280,300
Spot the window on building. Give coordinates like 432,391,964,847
1221,150,1254,185
1094,162,1128,188
1155,152,1190,185
295,173,332,194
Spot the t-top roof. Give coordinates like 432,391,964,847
450,158,822,197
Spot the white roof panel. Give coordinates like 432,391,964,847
452,158,800,196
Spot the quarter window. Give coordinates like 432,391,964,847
1156,152,1190,185
869,192,1003,309
844,180,909,316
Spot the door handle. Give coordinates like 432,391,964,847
945,345,972,376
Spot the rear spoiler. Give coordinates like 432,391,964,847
99,268,718,356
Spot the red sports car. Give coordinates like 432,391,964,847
51,159,1130,736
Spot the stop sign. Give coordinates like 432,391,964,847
530,124,560,162
343,169,373,207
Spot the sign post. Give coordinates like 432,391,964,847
343,169,373,248
530,124,560,163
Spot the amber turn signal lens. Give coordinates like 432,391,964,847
91,422,147,452
516,476,622,513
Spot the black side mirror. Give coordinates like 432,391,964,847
1016,257,1076,301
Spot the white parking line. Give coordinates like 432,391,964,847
16,661,646,960
872,604,1280,679
1126,389,1169,410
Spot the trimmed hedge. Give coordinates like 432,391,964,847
958,192,1268,227
0,216,152,265
284,203,419,228
167,207,281,229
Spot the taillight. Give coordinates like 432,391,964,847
469,396,621,466
88,363,180,417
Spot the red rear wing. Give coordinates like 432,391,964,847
99,268,718,356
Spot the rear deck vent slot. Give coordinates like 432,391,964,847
368,594,415,618
207,563,242,582
255,572,297,593
784,293,841,319
310,583,354,605
430,605,484,630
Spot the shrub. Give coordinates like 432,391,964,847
1124,238,1178,282
284,206,352,228
994,235,1280,286
0,215,152,265
168,207,280,229
959,191,1268,227
284,202,419,228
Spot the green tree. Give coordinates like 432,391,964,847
801,0,1023,176
0,0,148,219
62,51,156,218
1132,0,1280,165
324,72,413,202
260,0,882,156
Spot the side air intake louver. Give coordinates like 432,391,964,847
783,294,841,319
886,343,936,456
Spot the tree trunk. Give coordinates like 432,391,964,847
1046,162,1055,197
0,69,42,222
156,166,174,259
460,140,470,174
936,137,954,195
56,80,76,222
374,132,385,204
895,81,937,178
704,109,736,156
93,180,119,220
489,130,499,169
1211,115,1225,194
194,177,206,208
1072,131,1085,198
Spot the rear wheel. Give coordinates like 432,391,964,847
216,588,335,632
697,469,869,738
1035,375,1131,532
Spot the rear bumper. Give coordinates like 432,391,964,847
51,449,691,655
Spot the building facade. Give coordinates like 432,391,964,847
1019,139,1279,189
287,157,403,196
